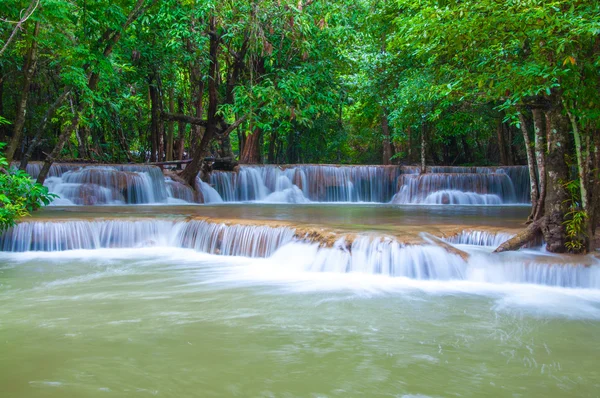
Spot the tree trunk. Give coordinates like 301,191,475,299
496,119,508,166
591,131,600,243
566,108,592,251
532,108,546,221
218,134,234,159
166,88,175,161
267,131,276,164
176,96,186,160
6,21,40,163
420,123,427,173
541,101,570,253
382,111,392,165
180,17,220,185
240,127,262,164
149,75,163,162
407,127,413,163
518,112,539,222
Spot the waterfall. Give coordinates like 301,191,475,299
19,162,176,205
443,230,515,248
2,219,598,289
0,219,295,258
392,173,518,204
13,162,531,205
209,165,530,204
210,165,403,202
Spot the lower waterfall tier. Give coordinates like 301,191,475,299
2,218,598,289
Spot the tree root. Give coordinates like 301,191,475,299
493,217,544,253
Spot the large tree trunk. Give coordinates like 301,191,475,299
382,111,392,165
180,17,220,185
5,21,40,163
518,112,539,222
541,100,570,253
532,108,546,221
240,127,262,164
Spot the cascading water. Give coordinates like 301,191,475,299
392,172,519,204
210,165,403,202
209,165,530,204
14,162,531,205
0,219,295,258
443,230,515,248
19,162,179,205
2,219,598,289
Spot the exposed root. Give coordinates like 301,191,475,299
493,217,544,253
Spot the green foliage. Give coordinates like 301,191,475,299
562,179,587,253
0,143,56,232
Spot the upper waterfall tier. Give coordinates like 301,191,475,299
18,163,183,205
209,165,531,204
16,162,531,205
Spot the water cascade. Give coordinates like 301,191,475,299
15,162,531,205
392,172,518,204
210,165,530,204
210,165,403,202
443,230,515,248
20,163,176,205
0,219,295,257
2,219,598,289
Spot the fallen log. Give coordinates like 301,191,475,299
420,232,470,262
493,217,544,253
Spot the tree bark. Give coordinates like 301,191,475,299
382,111,392,165
518,112,539,221
541,101,570,253
532,108,546,221
496,119,508,166
148,71,165,162
6,21,40,163
240,127,262,164
591,131,600,243
566,108,592,251
166,88,175,161
180,17,220,185
161,112,207,126
176,96,186,160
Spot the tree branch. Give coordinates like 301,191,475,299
161,112,207,126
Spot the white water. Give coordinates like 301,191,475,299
2,220,598,289
17,162,531,205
